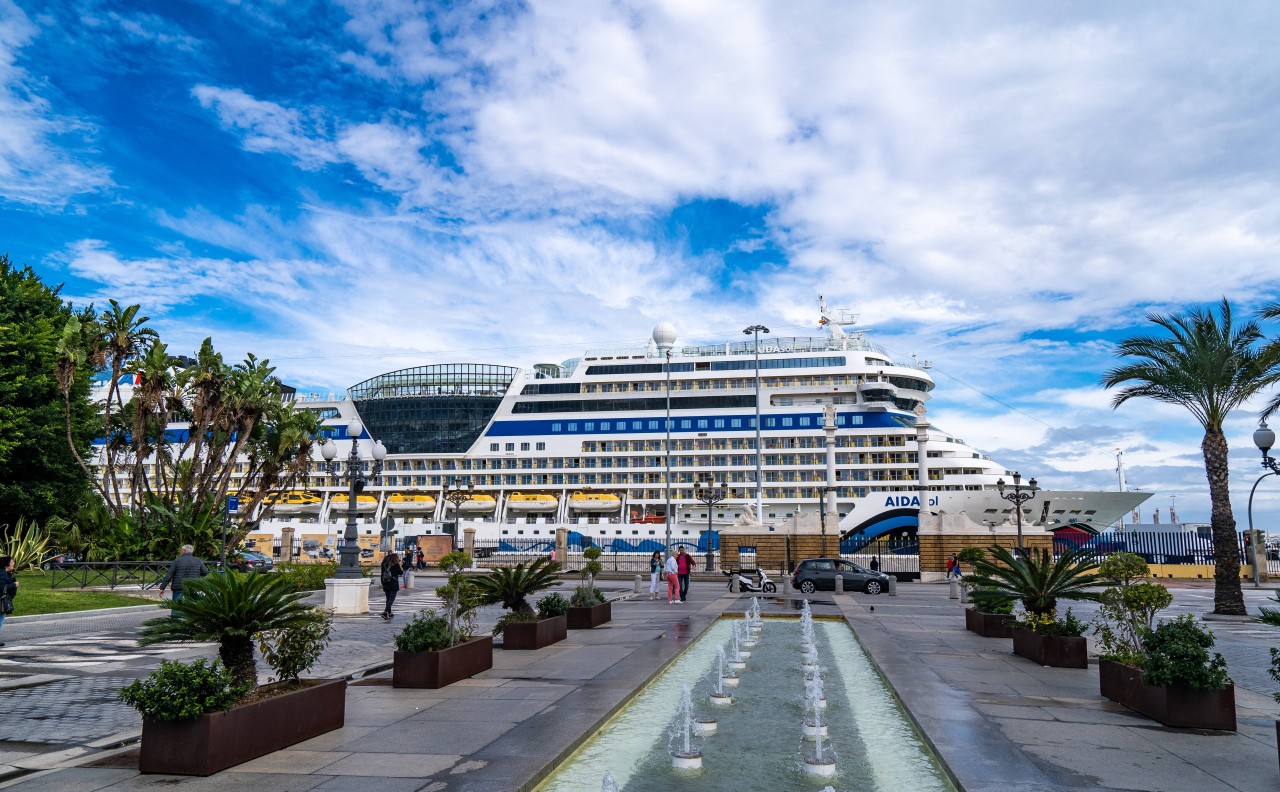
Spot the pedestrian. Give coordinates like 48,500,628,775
0,556,17,647
946,553,959,580
380,552,403,621
157,544,209,604
664,551,679,604
869,557,879,572
401,548,414,589
648,550,662,600
676,545,693,603
416,548,425,571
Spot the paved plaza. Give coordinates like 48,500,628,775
0,579,1276,790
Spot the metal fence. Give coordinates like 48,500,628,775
48,562,171,590
840,537,920,580
469,538,716,573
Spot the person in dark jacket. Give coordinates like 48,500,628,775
380,552,403,621
0,556,17,647
158,545,209,602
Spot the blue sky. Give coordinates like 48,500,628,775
4,0,1280,529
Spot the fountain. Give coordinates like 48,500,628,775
670,683,703,770
536,618,957,792
739,618,757,653
600,770,618,792
801,684,829,740
710,646,735,703
728,624,747,671
803,644,820,673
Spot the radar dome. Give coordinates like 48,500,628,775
652,322,677,352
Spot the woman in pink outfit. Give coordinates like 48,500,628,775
664,553,680,603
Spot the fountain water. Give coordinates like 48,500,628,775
802,692,836,778
739,618,757,653
710,646,735,703
728,623,747,670
670,683,703,770
600,770,619,792
536,619,957,792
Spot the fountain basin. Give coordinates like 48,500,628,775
802,718,829,739
803,756,837,778
720,674,740,687
671,751,703,770
692,717,718,736
728,660,746,671
709,693,733,706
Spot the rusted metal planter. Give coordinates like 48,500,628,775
567,601,611,629
964,607,1015,638
503,614,567,650
1011,627,1087,669
1099,659,1236,731
393,635,493,689
139,678,346,776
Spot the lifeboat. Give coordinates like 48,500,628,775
264,491,322,515
569,491,622,512
506,492,559,512
330,493,378,513
387,492,437,513
445,493,497,513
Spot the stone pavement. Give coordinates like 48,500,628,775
836,584,1280,792
2,579,1279,790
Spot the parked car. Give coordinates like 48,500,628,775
241,551,275,572
41,552,80,570
359,548,375,559
791,558,891,595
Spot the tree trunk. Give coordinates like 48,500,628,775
1202,428,1245,615
220,635,257,689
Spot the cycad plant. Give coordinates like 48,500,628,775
137,571,324,687
965,546,1104,619
472,557,561,617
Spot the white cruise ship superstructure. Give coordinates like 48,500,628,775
232,299,1146,552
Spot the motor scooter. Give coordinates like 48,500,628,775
723,567,776,593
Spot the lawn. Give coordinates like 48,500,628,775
9,571,158,616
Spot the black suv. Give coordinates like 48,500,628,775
791,558,891,595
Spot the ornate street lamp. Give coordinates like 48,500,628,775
996,472,1038,552
442,477,476,552
319,418,387,580
1247,421,1278,587
743,324,769,522
694,481,727,572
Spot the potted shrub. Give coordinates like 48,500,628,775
567,545,610,629
393,552,492,688
964,587,1016,638
1093,553,1172,696
955,546,986,603
1107,615,1235,731
124,572,341,775
966,546,1102,669
473,558,566,650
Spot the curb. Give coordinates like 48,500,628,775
4,604,162,624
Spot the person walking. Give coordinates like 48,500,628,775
401,548,414,589
946,553,960,580
664,551,679,604
157,544,209,603
380,552,403,621
648,550,662,600
675,546,693,603
0,556,17,647
416,548,425,571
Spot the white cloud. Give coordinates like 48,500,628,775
191,85,338,170
0,0,111,207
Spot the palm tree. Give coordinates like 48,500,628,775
1261,302,1280,419
137,572,321,687
965,546,1104,617
1103,299,1280,615
471,557,561,616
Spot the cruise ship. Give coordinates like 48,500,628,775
233,298,1147,552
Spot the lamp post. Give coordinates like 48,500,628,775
319,418,387,580
743,324,769,522
442,478,476,553
664,347,673,559
1247,421,1278,587
694,481,727,572
996,472,1038,552
818,484,834,557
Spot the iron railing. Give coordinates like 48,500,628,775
48,562,171,590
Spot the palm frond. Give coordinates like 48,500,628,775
964,546,1103,617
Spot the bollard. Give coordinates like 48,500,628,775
782,576,792,594
948,579,960,599
834,575,844,595
634,575,643,594
959,581,969,603
729,575,737,594
404,570,415,590
887,575,897,596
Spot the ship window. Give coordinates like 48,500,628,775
505,443,515,451
568,423,578,431
799,416,810,427
681,420,692,429
520,443,530,451
649,420,659,430
600,421,611,431
697,420,708,429
536,442,545,451
714,419,725,428
731,419,742,428
585,422,594,431
489,443,498,451
781,417,793,427
765,418,776,427
632,421,642,430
